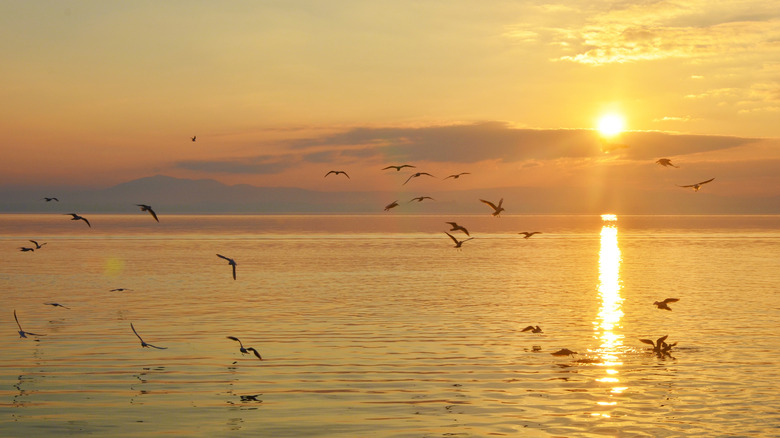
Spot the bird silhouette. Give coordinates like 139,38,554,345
29,240,47,249
216,254,237,280
518,232,542,239
445,232,473,249
191,136,196,142
382,164,415,171
18,247,35,252
136,204,159,222
639,335,676,356
325,170,350,179
445,222,470,236
678,178,715,191
42,197,59,202
14,310,44,338
655,158,679,168
227,336,262,360
521,325,543,333
65,213,91,228
480,198,504,216
403,172,435,185
130,323,167,349
653,298,679,311
44,302,70,309
384,200,399,211
444,172,470,180
408,196,435,203
551,348,577,356
110,288,132,292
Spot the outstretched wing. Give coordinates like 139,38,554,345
479,199,498,210
521,325,535,332
130,323,144,342
445,232,459,244
148,208,159,222
662,298,679,304
216,254,232,262
639,339,655,346
698,177,715,185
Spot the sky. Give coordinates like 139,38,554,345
1,1,778,211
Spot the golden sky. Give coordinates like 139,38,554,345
1,1,778,206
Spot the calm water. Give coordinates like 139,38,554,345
1,214,779,437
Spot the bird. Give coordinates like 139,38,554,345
408,196,435,203
445,222,470,236
110,288,132,292
29,240,47,249
191,136,196,142
445,232,474,249
480,198,505,216
227,336,262,360
639,335,676,355
382,164,415,171
18,247,35,252
136,204,159,222
678,177,715,192
444,172,470,180
42,197,59,202
216,254,237,280
551,348,577,356
521,325,543,333
653,298,679,311
324,170,350,179
518,232,542,239
403,172,435,185
655,158,679,168
44,302,70,309
65,213,91,227
130,323,167,349
384,200,399,211
14,310,45,338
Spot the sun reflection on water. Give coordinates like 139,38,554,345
594,214,624,413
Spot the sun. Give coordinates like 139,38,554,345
597,114,625,137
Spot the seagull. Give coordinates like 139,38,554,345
384,200,399,211
110,288,132,292
445,232,474,249
518,232,542,239
227,336,262,360
444,172,470,180
19,247,35,252
382,164,416,171
191,135,196,142
14,310,45,338
408,196,435,203
44,302,70,309
521,325,543,333
65,213,91,228
130,323,167,349
324,170,350,179
551,348,577,356
655,158,679,168
480,198,504,216
29,240,47,249
42,197,59,202
678,178,715,192
445,222,470,236
653,298,679,311
640,335,676,355
136,204,159,222
217,254,237,280
403,172,435,185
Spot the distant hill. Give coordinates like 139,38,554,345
0,174,776,214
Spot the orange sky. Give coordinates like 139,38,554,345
1,1,778,208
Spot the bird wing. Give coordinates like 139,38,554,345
29,240,38,246
232,264,236,280
13,310,23,331
148,208,159,222
130,323,144,342
402,174,415,185
81,217,91,227
677,183,696,188
639,339,655,346
445,232,459,244
216,254,232,262
227,336,244,348
656,335,669,346
247,347,263,360
521,325,534,332
662,298,679,304
497,198,504,208
698,177,715,185
146,343,168,350
342,172,350,179
381,166,396,170
479,199,498,210
324,171,336,177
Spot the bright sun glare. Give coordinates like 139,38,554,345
598,114,625,137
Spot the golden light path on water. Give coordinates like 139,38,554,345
593,214,626,417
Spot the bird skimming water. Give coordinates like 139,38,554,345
653,298,679,311
227,336,262,360
14,310,45,338
518,232,541,239
130,323,167,349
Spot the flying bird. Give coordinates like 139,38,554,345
551,348,577,356
480,198,505,216
14,310,44,338
384,200,399,211
227,336,262,360
521,325,543,333
110,288,132,292
408,196,435,203
403,172,435,185
655,158,679,168
445,222,470,236
324,170,350,179
191,135,196,142
217,254,237,280
445,232,474,249
678,178,715,192
136,204,159,222
653,298,679,311
382,164,416,171
518,232,542,239
19,247,35,252
42,197,59,202
65,213,91,228
443,172,470,180
130,322,167,349
29,240,47,249
44,302,70,309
